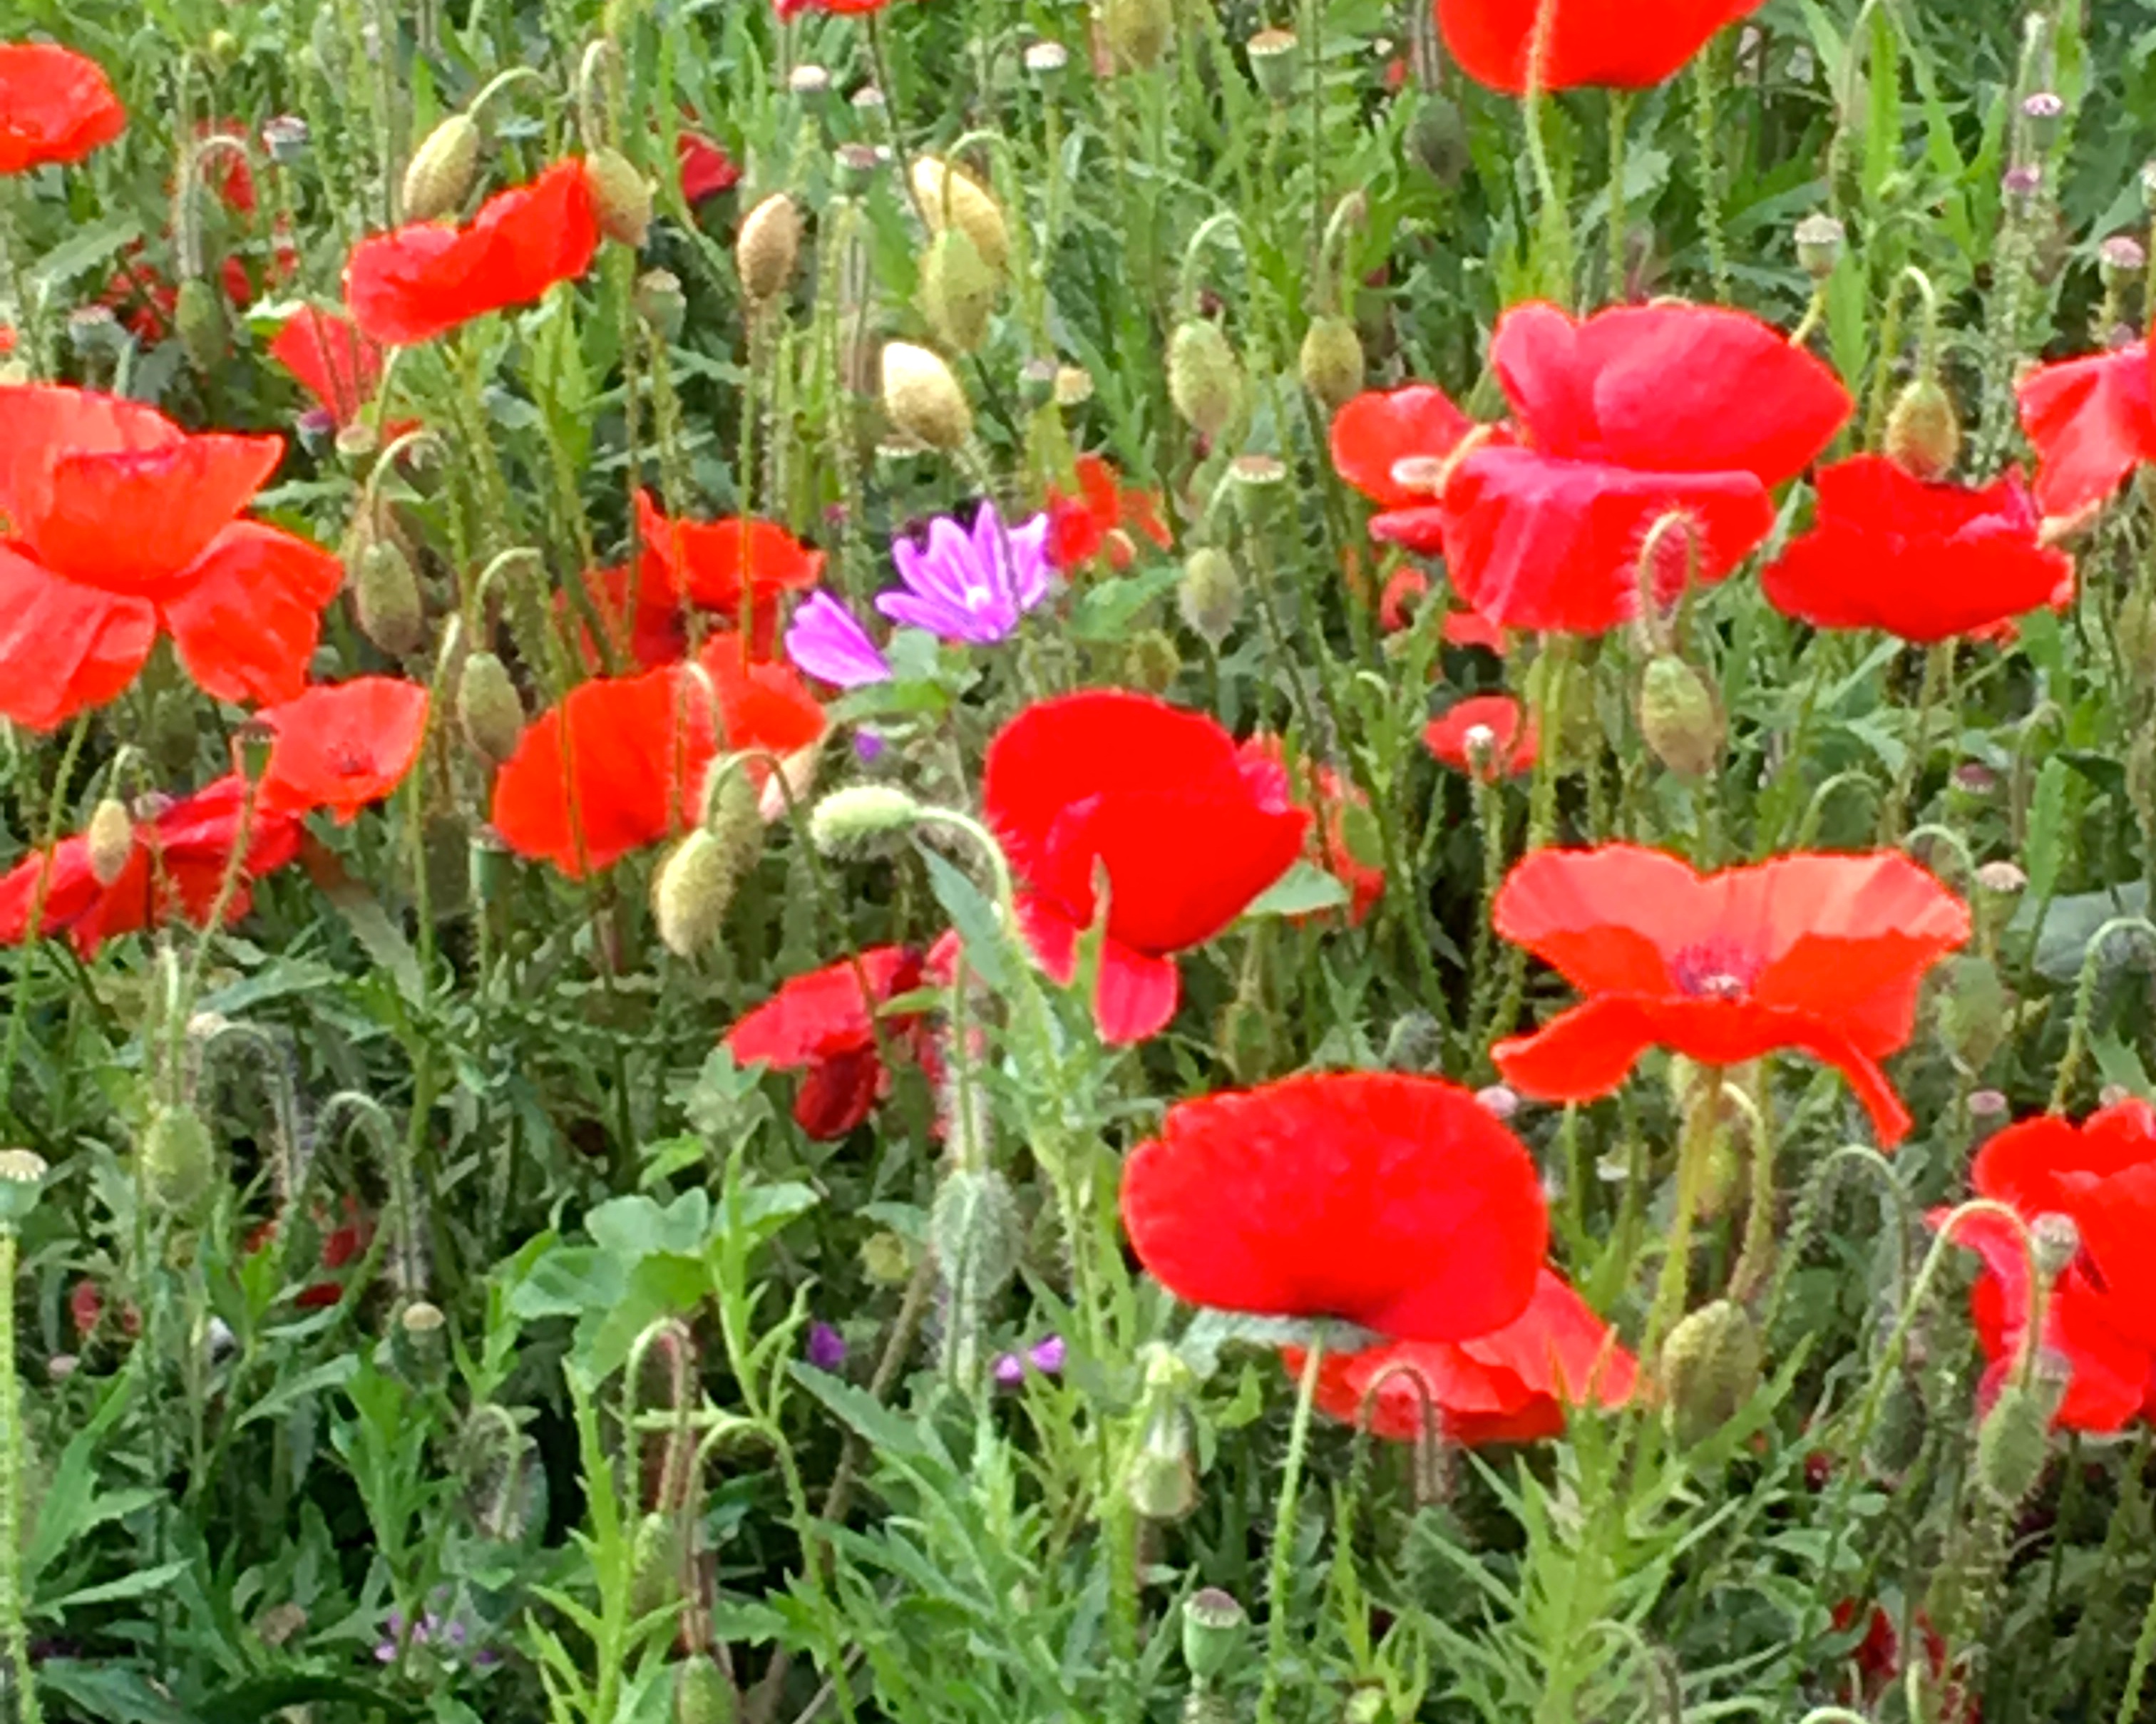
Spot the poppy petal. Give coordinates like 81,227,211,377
160,522,343,706
256,677,431,821
1437,0,1765,92
0,545,157,730
1492,996,1658,1102
2016,344,2156,518
1330,385,1479,508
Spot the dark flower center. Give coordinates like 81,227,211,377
327,744,375,779
1670,939,1760,1002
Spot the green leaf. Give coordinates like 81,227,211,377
237,1355,361,1427
1067,568,1180,642
38,1559,188,1613
791,1362,928,1458
919,843,1014,989
26,215,143,296
586,1190,713,1260
1242,861,1350,920
2019,882,2151,983
2025,756,2073,907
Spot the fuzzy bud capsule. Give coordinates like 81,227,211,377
881,342,973,451
808,784,922,853
909,158,1010,277
1884,375,1962,481
930,1166,1022,1305
1638,655,1723,780
1181,1589,1249,1685
586,147,653,249
919,227,998,354
1407,93,1470,186
175,277,230,371
457,651,525,766
403,113,481,220
1125,1406,1198,1521
142,1104,216,1215
1794,212,1845,280
1935,953,2009,1073
736,193,802,304
86,797,135,888
1975,1377,2054,1505
1659,1298,1760,1446
635,268,687,342
1299,315,1366,414
1178,546,1242,647
1169,319,1242,443
674,1660,736,1724
1121,627,1183,694
1102,0,1173,71
355,538,425,656
653,833,736,960
629,1511,686,1618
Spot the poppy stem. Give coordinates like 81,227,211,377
1605,92,1631,304
1643,1076,1721,1360
1517,0,1571,306
1256,1329,1325,1724
0,1223,37,1724
1690,50,1730,304
1723,1077,1777,1307
2118,1576,2156,1724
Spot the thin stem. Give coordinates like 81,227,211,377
0,1227,36,1724
1606,91,1631,303
1519,0,1571,304
1256,1332,1326,1724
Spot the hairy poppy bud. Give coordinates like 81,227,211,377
1178,547,1242,647
355,538,425,656
456,650,525,766
629,1510,685,1618
1121,627,1183,694
402,112,481,220
1169,318,1242,443
1884,375,1962,481
1638,655,1723,780
881,342,973,450
919,226,997,354
808,784,921,853
1936,954,2009,1072
674,1659,736,1724
1659,1298,1759,1446
175,277,229,371
586,147,653,249
1102,0,1173,71
86,797,135,888
1794,212,1844,280
1384,1010,1444,1074
736,193,802,303
1182,1588,1248,1685
1975,1377,2053,1506
142,1104,216,1214
930,1166,1021,1305
1299,315,1365,414
0,1149,48,1228
909,158,1010,277
635,268,687,342
1407,94,1469,185
1247,28,1300,103
654,769,761,958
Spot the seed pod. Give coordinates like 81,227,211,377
457,650,525,766
1298,315,1365,414
1936,953,2009,1072
1102,0,1173,71
674,1660,737,1724
930,1166,1021,1305
908,157,1010,277
628,1510,684,1618
1169,319,1241,443
1638,655,1724,780
1181,1589,1248,1685
0,1150,48,1228
403,113,482,220
355,538,425,656
86,797,135,888
392,1299,448,1382
635,268,687,342
1246,28,1300,103
1794,212,1845,280
175,277,229,371
1884,375,1961,481
1178,547,1242,647
142,1104,216,1215
918,226,997,354
1975,1379,2052,1505
1658,1299,1759,1446
735,193,802,303
586,147,653,249
881,342,972,450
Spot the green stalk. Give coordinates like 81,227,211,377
0,1226,37,1724
1256,1333,1326,1724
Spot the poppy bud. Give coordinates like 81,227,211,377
736,193,803,304
1638,655,1723,780
930,1166,1021,1305
1169,319,1242,443
1659,1298,1759,1446
1934,954,2009,1073
0,1150,48,1229
142,1104,216,1215
1102,0,1173,71
654,771,761,958
629,1509,686,1618
355,539,426,656
1865,1364,1927,1478
457,650,525,766
1121,627,1183,694
1181,1588,1248,1685
861,1228,915,1286
674,1659,736,1724
586,147,653,249
635,268,687,342
175,277,230,371
1384,1010,1444,1074
1794,212,1844,280
881,342,973,451
1247,28,1300,103
1178,547,1243,647
1975,1377,2053,1506
1299,315,1365,414
918,227,998,355
1184,1695,1234,1724
392,1299,448,1382
808,784,922,853
1884,375,1962,481
402,112,481,220
86,796,135,888
1125,1406,1198,1521
909,158,1010,278
1406,94,1469,185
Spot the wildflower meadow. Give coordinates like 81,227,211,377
6,0,2156,1718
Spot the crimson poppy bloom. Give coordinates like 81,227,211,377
1331,384,1480,509
1492,846,1968,1146
1443,607,1508,653
1372,302,1850,635
255,678,431,822
0,778,304,955
1438,0,1765,93
0,386,341,730
982,691,1310,1044
1047,455,1174,571
677,130,741,204
344,159,600,347
1280,1267,1635,1444
774,0,893,14
1424,694,1537,779
1121,1073,1548,1342
1944,1102,2156,1432
270,307,390,430
1762,456,2072,644
491,644,826,877
2014,342,2156,518
632,490,826,657
726,947,931,1139
0,43,125,173
1237,737,1385,924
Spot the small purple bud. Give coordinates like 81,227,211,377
853,728,887,764
992,1350,1026,1387
2003,163,2043,204
1027,1334,1067,1375
806,1321,848,1371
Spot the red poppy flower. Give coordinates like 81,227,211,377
1331,384,1480,509
2015,342,2156,519
774,0,892,14
677,130,741,204
491,643,826,878
1491,846,1969,1146
1444,608,1508,652
1281,1267,1635,1444
634,490,826,656
1374,302,1850,635
0,386,341,730
0,43,125,173
344,159,600,347
982,691,1310,1044
1121,1073,1548,1342
1424,694,1537,779
256,678,431,823
246,1195,373,1308
1762,456,2072,644
270,307,389,430
725,946,931,1139
1437,0,1766,94
194,118,257,215
1943,1102,2156,1432
1236,737,1385,924
1047,455,1174,572
0,777,304,955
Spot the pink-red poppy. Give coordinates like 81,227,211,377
1237,737,1386,924
632,490,826,657
677,130,741,204
0,386,341,730
269,308,391,431
1330,384,1482,510
982,691,1310,1044
344,159,600,347
1437,0,1765,94
1120,1073,1549,1342
0,43,125,173
1280,1267,1635,1445
1944,1102,2156,1432
2014,342,2156,518
1492,846,1968,1146
255,678,431,823
725,947,933,1139
1424,694,1537,779
490,643,826,878
1047,455,1174,571
1762,456,2072,643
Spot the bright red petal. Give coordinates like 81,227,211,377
1491,846,1700,995
160,522,342,706
0,544,156,730
269,308,386,426
1436,1,1764,93
726,948,920,1067
0,44,126,173
257,677,431,821
2015,344,2156,517
1330,385,1479,508
1423,694,1537,778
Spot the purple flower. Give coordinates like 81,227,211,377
876,503,1053,646
853,728,887,764
992,1333,1067,1386
786,592,893,689
806,1320,848,1370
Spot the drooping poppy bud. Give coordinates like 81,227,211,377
355,538,425,656
1125,1354,1199,1520
1169,318,1241,442
736,193,802,304
1299,315,1365,414
629,1510,686,1618
1638,655,1724,780
142,1104,216,1214
919,226,997,354
1975,1372,2056,1506
652,768,761,958
175,277,230,371
456,650,525,766
86,797,135,888
402,112,481,220
808,784,922,853
1102,0,1173,71
585,147,653,249
673,1659,736,1724
1884,376,1963,481
881,342,973,450
909,157,1010,277
1177,547,1242,647
1659,1299,1759,1445
930,1167,1021,1304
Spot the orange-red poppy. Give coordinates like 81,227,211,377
1437,0,1765,93
1424,694,1536,779
1047,455,1174,571
0,43,125,173
631,489,826,661
1237,736,1385,923
726,947,932,1139
1331,384,1482,510
256,678,431,823
270,307,391,431
2014,341,2156,518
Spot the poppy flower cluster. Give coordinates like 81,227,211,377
982,691,1310,1044
0,386,342,730
1492,846,1970,1146
724,947,935,1139
0,41,125,173
1437,0,1765,95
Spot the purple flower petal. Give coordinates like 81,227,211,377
806,1321,848,1370
876,502,1054,648
786,592,893,689
1027,1334,1067,1375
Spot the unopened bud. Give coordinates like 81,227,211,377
2031,1211,2080,1279
1102,0,1173,71
586,147,653,248
1975,1377,2054,1505
1125,1408,1197,1521
1638,655,1723,779
355,538,425,656
1384,1010,1444,1074
1406,93,1469,185
1659,1299,1760,1446
881,342,972,450
175,277,229,372
930,1166,1022,1305
736,193,802,303
808,784,921,853
402,113,481,220
1298,315,1365,414
1936,953,2009,1072
635,268,687,342
1169,319,1242,443
629,1510,686,1618
1178,547,1242,647
1181,1588,1248,1685
919,227,998,354
142,1104,216,1214
86,797,135,888
653,832,733,959
456,650,525,766
861,1229,915,1286
909,158,1010,277
1884,374,1962,481
674,1659,736,1724
1247,29,1300,103
1795,212,1845,279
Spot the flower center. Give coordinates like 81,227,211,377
1670,939,1760,1002
327,744,375,779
